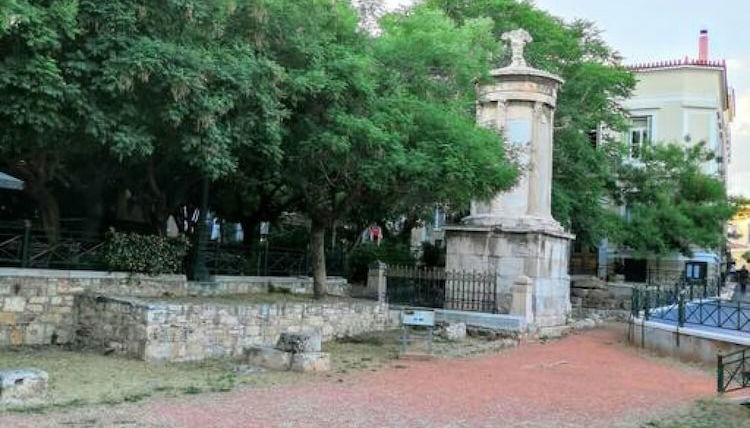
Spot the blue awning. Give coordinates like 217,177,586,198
0,172,24,190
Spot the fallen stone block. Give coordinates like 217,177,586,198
571,318,597,330
243,346,292,371
537,325,572,339
276,332,322,353
0,369,48,406
439,322,466,341
290,352,330,373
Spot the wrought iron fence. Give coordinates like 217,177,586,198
385,265,498,313
718,347,750,394
0,222,107,270
0,221,346,277
205,242,346,277
205,243,308,276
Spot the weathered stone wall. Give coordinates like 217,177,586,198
570,276,632,320
76,295,390,362
75,295,148,356
0,273,78,346
0,268,350,347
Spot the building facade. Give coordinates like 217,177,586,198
598,30,735,284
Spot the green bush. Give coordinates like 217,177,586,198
105,231,189,275
347,241,415,283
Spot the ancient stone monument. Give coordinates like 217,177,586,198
445,29,574,329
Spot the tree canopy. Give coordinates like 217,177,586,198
614,143,734,256
237,0,517,295
0,0,518,295
0,0,734,292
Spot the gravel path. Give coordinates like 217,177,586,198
1,326,714,428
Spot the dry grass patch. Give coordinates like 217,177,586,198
0,328,518,414
642,399,750,427
0,346,296,413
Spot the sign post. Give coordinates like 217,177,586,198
400,308,435,357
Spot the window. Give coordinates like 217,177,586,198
628,116,651,159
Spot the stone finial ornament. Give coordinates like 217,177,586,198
501,29,533,67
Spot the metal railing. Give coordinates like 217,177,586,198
0,222,107,270
205,243,308,277
631,282,750,332
385,265,498,313
718,347,750,394
0,222,345,277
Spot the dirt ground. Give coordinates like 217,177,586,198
1,325,717,428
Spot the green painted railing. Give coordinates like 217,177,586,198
718,347,750,394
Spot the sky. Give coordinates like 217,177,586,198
384,0,750,198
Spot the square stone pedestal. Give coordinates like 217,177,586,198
445,224,573,329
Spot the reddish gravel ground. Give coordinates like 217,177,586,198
2,326,715,428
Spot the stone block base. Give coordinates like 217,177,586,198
243,346,330,373
0,369,48,406
445,225,573,329
291,352,331,373
244,346,292,371
438,322,466,341
277,332,322,353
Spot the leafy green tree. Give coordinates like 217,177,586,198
1,1,285,237
240,0,516,297
0,0,80,239
614,142,735,256
77,0,285,231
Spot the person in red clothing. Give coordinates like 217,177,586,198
369,224,382,246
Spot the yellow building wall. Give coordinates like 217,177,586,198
625,66,728,177
729,208,750,269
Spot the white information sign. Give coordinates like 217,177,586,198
401,308,435,327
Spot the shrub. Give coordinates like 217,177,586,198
105,231,189,275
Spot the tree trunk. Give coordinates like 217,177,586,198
82,180,106,238
33,187,61,243
310,219,327,299
240,218,259,248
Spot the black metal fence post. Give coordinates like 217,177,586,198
21,220,31,268
263,241,269,276
678,292,685,327
718,299,722,328
737,300,742,330
718,353,725,394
